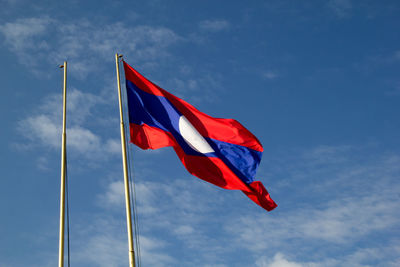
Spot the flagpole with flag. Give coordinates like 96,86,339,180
115,53,136,267
58,61,67,267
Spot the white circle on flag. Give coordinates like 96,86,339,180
178,115,215,154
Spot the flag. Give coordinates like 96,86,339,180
123,61,277,211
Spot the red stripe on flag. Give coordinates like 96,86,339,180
175,150,249,191
244,181,277,211
123,61,165,96
130,123,175,149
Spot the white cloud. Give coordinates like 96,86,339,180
55,22,181,63
67,126,101,153
298,195,398,243
105,139,122,154
66,89,105,125
0,17,52,51
79,230,128,267
138,236,175,267
22,114,60,148
256,246,400,267
0,17,182,78
257,253,304,267
199,19,230,32
99,180,125,207
17,88,120,161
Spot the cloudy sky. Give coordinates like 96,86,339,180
1,0,399,266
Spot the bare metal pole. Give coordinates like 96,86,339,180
58,61,67,267
115,53,136,267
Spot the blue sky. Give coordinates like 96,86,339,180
0,0,399,266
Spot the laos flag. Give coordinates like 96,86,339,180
123,61,277,211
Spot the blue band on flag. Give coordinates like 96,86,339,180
126,80,181,132
208,139,262,184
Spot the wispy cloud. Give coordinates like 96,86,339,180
0,17,52,51
256,246,400,267
0,16,225,104
98,180,125,207
224,145,400,265
327,0,352,18
97,174,242,264
77,228,128,267
199,19,230,32
0,17,183,78
163,73,223,103
263,70,279,80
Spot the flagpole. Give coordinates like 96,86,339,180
58,61,67,267
115,53,136,267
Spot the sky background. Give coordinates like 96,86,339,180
0,0,399,266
